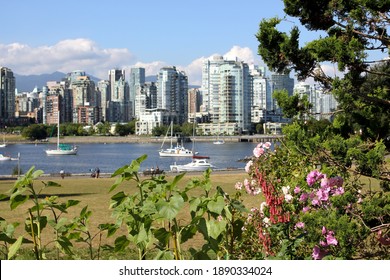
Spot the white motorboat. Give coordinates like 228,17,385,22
170,156,215,172
46,110,78,155
213,139,225,145
159,121,197,157
0,153,11,161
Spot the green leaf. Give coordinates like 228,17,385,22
153,228,171,246
156,194,184,220
207,220,227,239
0,194,9,201
8,236,23,260
114,235,130,252
189,197,201,212
110,191,127,208
31,169,44,179
10,194,29,210
154,250,174,260
207,196,225,214
56,236,73,256
65,199,80,209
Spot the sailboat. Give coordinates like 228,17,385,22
0,134,6,148
159,121,197,157
213,123,225,144
45,111,78,155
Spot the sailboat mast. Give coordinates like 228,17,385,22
57,110,60,149
170,121,173,149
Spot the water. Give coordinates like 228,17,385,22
0,142,258,176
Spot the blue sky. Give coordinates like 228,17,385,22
0,0,328,85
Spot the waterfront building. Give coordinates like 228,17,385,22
108,69,130,122
129,67,145,118
46,80,73,123
0,67,16,121
45,94,61,125
294,82,338,120
15,87,40,119
200,56,252,134
70,75,97,124
188,88,201,120
268,73,294,122
157,66,188,125
134,82,157,119
97,80,110,122
250,65,269,123
135,108,171,135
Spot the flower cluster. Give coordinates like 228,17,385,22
298,170,345,211
312,226,338,260
253,142,272,158
244,178,261,195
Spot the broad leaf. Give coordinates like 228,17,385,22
8,236,23,260
156,194,184,220
207,196,225,214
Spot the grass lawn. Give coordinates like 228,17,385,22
0,167,384,259
0,170,260,258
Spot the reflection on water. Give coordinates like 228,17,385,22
0,142,260,176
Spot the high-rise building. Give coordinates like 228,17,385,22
294,82,338,120
250,65,269,123
97,80,110,122
0,67,16,121
70,75,97,123
130,67,145,118
188,88,201,115
157,66,188,125
200,57,252,133
268,73,295,121
108,69,130,122
134,82,157,119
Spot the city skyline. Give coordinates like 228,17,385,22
1,0,325,86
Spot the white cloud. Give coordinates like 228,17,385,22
0,39,135,79
0,40,261,86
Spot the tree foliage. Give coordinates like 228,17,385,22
256,0,390,143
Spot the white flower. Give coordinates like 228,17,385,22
282,186,290,195
260,202,267,214
284,194,293,203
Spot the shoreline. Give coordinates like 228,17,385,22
5,134,283,144
0,168,247,181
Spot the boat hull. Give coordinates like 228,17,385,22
45,149,78,155
0,155,11,161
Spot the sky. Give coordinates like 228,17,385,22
0,0,331,86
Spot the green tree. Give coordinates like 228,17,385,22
256,0,390,143
21,124,48,140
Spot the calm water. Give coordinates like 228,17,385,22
0,142,258,176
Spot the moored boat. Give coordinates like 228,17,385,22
170,155,215,172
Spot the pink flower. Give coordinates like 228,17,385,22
312,199,320,206
253,147,265,158
329,176,343,188
316,188,329,201
322,226,327,235
306,170,324,186
244,179,261,195
263,142,272,149
245,160,253,173
326,234,338,246
294,222,305,229
235,182,243,190
334,187,344,196
302,206,310,213
294,186,301,194
312,246,327,260
299,193,309,202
